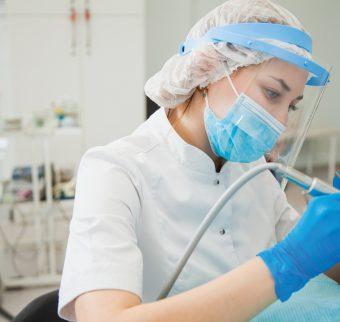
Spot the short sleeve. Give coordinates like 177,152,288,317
274,189,300,242
58,147,143,321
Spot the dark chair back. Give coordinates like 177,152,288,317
13,290,67,322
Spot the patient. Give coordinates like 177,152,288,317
252,274,340,322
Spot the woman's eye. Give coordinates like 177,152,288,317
289,104,298,112
265,88,280,100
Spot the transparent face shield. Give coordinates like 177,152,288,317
267,61,331,168
224,58,331,177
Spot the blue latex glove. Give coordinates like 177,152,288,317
258,193,340,302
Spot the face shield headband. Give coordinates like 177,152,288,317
178,22,329,86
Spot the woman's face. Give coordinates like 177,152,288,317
207,58,309,126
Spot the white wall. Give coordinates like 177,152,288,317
145,0,192,80
146,0,340,167
145,0,223,80
276,0,340,167
1,0,146,174
0,0,9,118
275,0,340,129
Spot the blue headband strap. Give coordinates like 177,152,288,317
179,23,329,86
206,23,312,53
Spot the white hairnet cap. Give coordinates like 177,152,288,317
145,0,311,109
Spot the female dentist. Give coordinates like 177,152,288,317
58,0,340,321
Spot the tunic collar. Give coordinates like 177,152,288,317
147,107,230,176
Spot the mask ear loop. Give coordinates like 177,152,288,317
223,62,240,99
203,62,240,108
203,88,209,107
223,59,269,100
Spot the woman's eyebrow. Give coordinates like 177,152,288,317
269,76,304,100
270,76,291,91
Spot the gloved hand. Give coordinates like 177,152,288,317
258,193,340,302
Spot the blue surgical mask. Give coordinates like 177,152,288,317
204,92,286,163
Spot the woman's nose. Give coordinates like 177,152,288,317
275,107,289,127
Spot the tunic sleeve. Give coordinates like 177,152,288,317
58,146,143,321
274,189,300,242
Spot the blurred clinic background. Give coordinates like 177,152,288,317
0,0,339,319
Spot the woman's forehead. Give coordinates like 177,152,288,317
236,58,309,90
258,59,308,80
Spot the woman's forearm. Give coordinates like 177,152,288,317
116,257,276,322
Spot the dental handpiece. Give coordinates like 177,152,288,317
157,162,339,300
276,164,338,195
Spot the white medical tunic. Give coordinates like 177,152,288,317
58,107,299,321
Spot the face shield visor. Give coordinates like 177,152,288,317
179,22,330,179
222,57,331,167
266,59,331,167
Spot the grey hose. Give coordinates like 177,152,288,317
157,162,338,300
